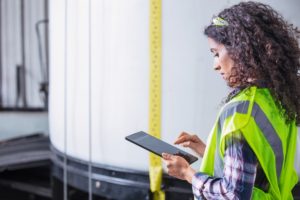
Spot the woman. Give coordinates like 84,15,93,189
162,1,300,199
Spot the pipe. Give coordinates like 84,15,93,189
20,0,27,108
0,0,3,107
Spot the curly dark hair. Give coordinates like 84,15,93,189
204,1,300,125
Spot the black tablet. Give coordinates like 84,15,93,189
125,131,198,164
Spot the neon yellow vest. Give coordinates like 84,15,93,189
200,86,298,199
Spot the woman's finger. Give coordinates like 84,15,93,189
174,134,190,144
162,152,173,160
182,141,198,152
181,141,191,147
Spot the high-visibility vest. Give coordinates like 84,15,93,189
200,86,298,199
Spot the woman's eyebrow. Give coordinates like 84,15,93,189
210,48,217,53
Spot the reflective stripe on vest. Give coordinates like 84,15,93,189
214,101,250,176
218,100,283,180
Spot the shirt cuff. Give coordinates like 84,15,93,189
191,172,210,197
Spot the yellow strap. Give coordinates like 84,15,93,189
149,0,165,199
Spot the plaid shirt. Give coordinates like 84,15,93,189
192,132,258,200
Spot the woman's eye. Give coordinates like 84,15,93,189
213,53,219,57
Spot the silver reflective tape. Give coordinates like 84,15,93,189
251,103,283,178
219,101,249,130
215,101,249,177
214,121,224,177
218,100,283,179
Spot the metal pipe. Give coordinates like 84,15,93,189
0,0,3,107
15,65,21,107
88,0,92,199
35,19,49,110
20,0,27,108
44,0,49,83
35,20,47,81
64,0,68,199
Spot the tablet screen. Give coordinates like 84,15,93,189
125,131,198,164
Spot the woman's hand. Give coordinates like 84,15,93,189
162,153,196,184
174,132,206,157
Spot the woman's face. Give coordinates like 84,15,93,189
207,37,235,85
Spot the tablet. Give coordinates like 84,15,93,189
125,131,198,164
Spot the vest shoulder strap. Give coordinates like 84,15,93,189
219,87,257,137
